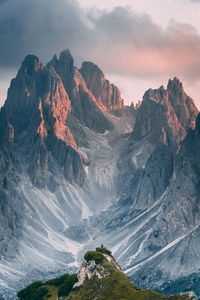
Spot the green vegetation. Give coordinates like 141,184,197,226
58,274,78,297
17,248,192,300
68,259,190,300
17,274,77,300
84,250,104,264
96,247,112,256
17,281,48,300
43,285,59,300
45,274,69,286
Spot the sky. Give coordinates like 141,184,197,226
0,0,200,108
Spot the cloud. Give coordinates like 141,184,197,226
0,0,200,87
86,8,200,84
0,0,90,68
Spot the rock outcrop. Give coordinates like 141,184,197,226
80,61,124,111
132,78,198,147
1,54,86,188
17,249,194,300
47,50,113,133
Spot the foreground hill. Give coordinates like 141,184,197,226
17,248,195,300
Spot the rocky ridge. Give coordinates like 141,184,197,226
0,50,199,299
17,248,196,300
79,61,124,111
47,50,113,133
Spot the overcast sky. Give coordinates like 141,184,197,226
0,0,200,108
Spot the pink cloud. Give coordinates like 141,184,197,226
84,10,200,84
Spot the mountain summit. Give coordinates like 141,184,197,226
80,61,124,111
0,50,199,300
132,78,198,145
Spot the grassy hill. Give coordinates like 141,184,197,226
17,248,195,300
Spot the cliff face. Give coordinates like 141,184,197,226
132,78,198,147
80,61,124,111
0,50,200,300
47,50,113,134
1,54,85,188
0,50,117,275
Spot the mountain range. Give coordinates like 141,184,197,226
0,49,200,299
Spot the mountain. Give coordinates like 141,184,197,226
17,248,196,300
0,49,199,300
46,50,114,132
132,78,197,146
79,61,124,111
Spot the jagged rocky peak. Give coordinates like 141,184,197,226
47,49,75,96
47,49,114,134
79,61,124,111
4,54,72,142
132,78,198,145
47,49,74,71
19,54,44,75
80,61,104,84
143,84,168,105
167,76,183,91
167,77,198,130
5,55,44,108
0,53,85,188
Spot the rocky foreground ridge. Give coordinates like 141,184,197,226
0,49,200,299
17,248,196,300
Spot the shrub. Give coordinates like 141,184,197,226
96,247,112,256
58,274,78,297
17,280,48,300
45,274,69,286
84,251,104,264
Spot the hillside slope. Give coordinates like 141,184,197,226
17,248,195,300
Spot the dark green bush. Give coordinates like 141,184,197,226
58,274,78,297
45,273,69,286
17,280,48,300
96,247,112,256
84,251,104,264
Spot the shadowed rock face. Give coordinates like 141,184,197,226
47,50,75,98
167,77,198,130
179,112,200,192
47,50,113,134
132,79,198,148
80,61,124,111
1,54,85,188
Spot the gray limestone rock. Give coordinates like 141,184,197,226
47,50,113,134
0,52,199,300
80,61,124,111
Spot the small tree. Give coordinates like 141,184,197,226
84,251,104,264
58,274,78,297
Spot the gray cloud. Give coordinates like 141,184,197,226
0,0,91,68
0,0,200,85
